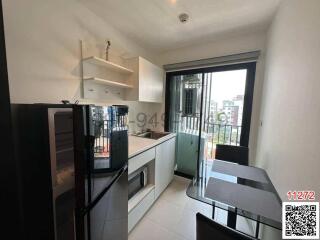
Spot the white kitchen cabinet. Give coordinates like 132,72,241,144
128,148,156,233
155,137,176,199
125,57,164,103
128,188,155,232
128,148,155,175
128,136,176,232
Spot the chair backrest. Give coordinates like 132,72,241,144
215,144,249,166
196,213,256,240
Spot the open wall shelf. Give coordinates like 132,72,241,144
84,77,133,88
82,56,133,74
80,40,136,100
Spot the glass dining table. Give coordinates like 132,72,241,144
186,159,282,238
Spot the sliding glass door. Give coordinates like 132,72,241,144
167,73,204,177
202,69,247,160
165,63,256,178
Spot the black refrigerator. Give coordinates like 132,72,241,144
11,103,128,240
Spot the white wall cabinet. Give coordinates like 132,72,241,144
125,57,164,103
155,137,176,199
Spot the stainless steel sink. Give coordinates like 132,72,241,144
135,131,170,140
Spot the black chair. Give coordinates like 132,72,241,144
215,144,249,166
212,145,249,230
196,213,256,240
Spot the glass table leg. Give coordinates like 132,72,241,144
255,220,260,238
227,208,237,229
212,204,215,220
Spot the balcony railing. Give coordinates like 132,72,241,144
205,122,241,146
93,117,126,154
204,122,241,159
93,119,112,153
171,114,242,159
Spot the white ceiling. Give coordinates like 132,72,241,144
80,0,281,53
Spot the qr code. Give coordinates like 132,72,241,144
283,202,319,239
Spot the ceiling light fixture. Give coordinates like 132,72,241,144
178,13,189,23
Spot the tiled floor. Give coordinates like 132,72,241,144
129,176,256,240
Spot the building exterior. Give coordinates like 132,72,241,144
232,95,244,126
222,100,239,126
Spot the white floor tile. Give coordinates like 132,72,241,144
173,207,197,240
236,216,256,236
159,182,190,208
184,197,212,218
129,176,258,240
129,177,211,240
213,207,228,225
129,217,185,240
145,197,185,230
172,175,191,187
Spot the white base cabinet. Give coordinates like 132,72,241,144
155,137,176,199
128,188,155,232
128,148,155,175
128,136,176,233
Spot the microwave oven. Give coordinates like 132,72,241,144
128,167,148,199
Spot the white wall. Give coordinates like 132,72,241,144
256,0,320,199
158,31,268,162
3,0,163,133
158,31,267,65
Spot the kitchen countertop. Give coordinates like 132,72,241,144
128,133,176,158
